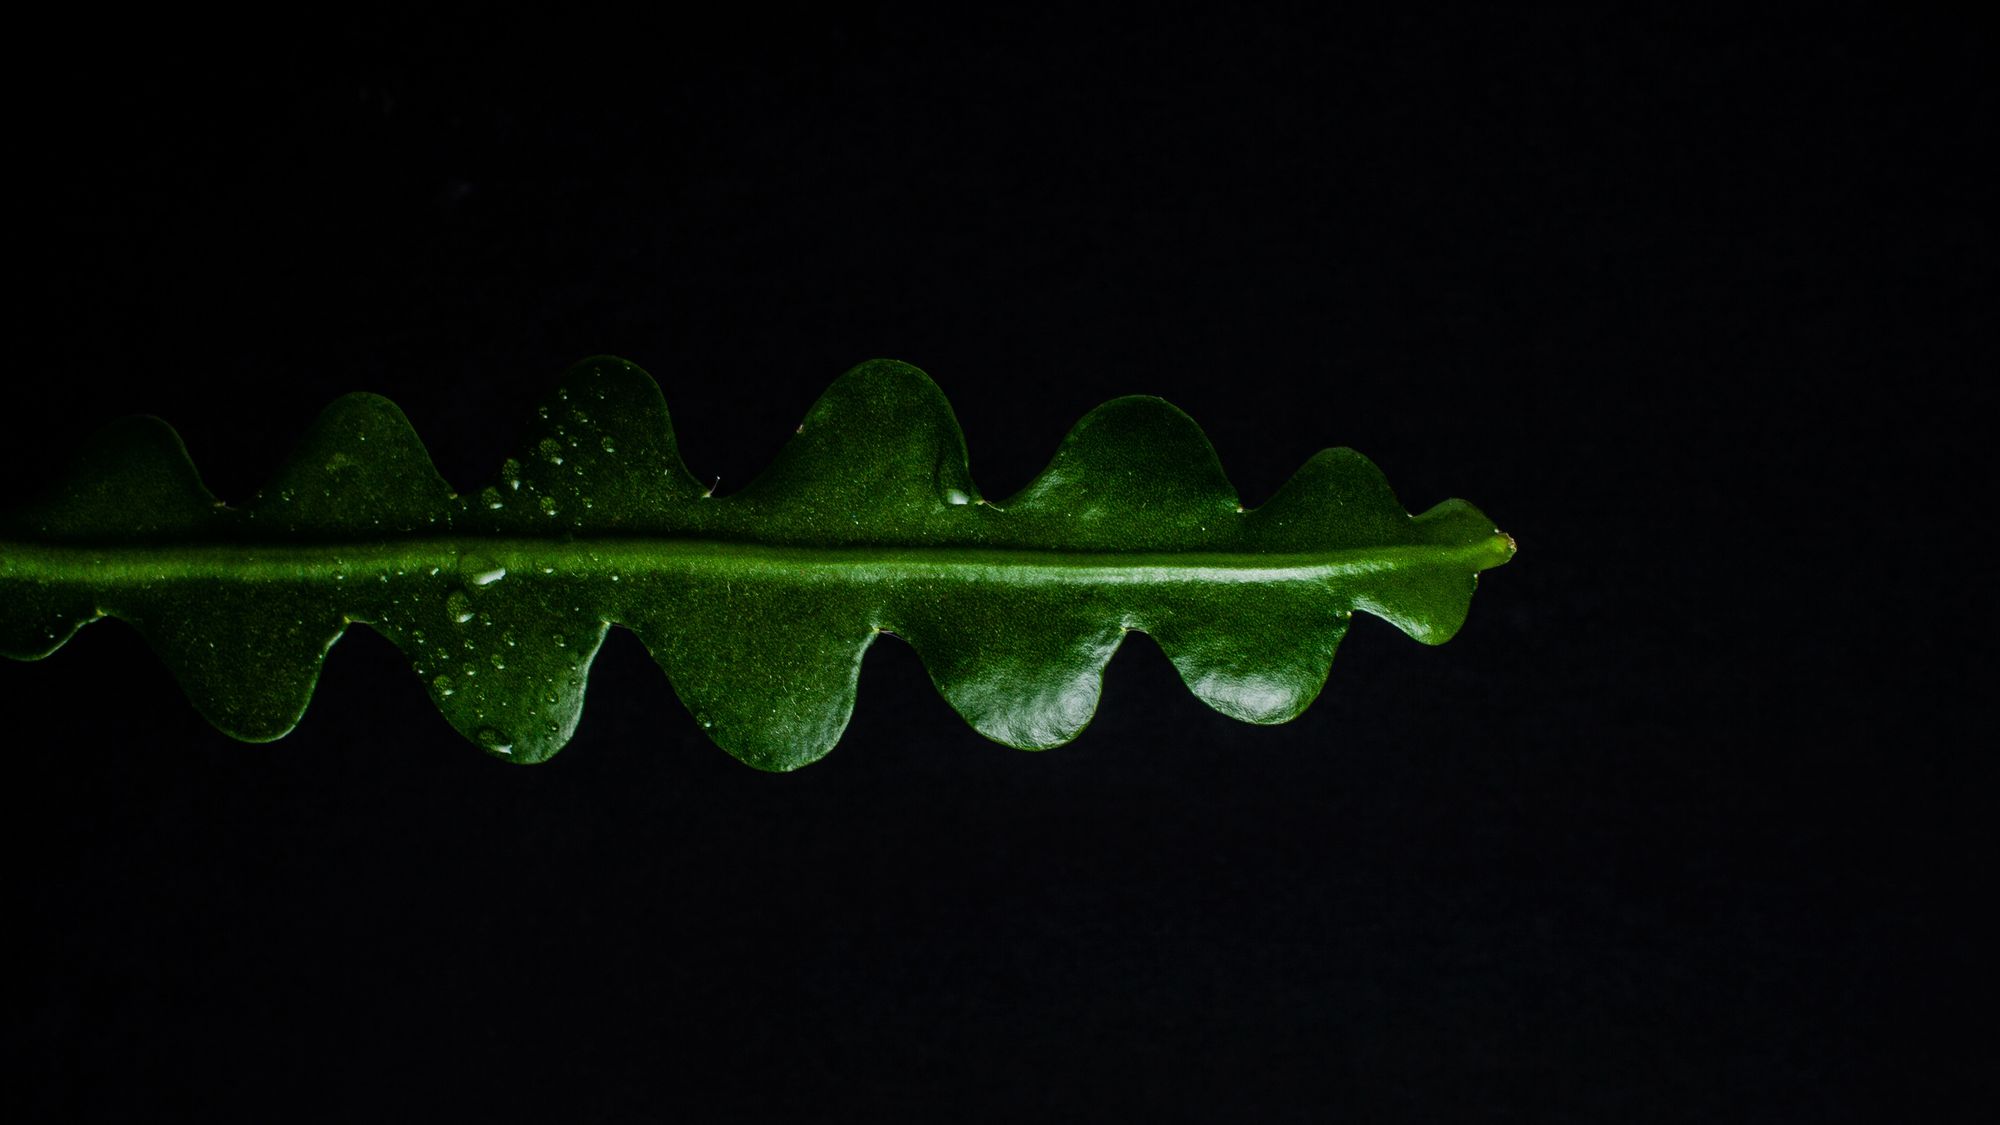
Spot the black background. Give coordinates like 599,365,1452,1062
0,8,1982,1121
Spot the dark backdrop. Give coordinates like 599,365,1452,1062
0,8,1980,1122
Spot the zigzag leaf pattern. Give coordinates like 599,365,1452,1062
0,357,1515,768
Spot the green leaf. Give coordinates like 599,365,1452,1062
0,357,1515,769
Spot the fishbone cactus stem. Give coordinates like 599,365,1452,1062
0,357,1515,769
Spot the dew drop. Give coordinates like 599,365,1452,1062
540,496,559,516
539,436,565,465
944,488,971,506
490,654,506,670
460,555,507,586
433,674,455,697
553,633,566,647
463,664,477,678
599,435,616,453
475,727,514,755
480,486,505,510
446,590,475,624
501,458,523,490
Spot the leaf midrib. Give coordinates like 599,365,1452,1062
1,535,1514,585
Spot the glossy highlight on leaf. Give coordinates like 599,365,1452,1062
0,357,1515,769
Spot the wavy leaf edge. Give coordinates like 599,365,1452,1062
0,356,1515,768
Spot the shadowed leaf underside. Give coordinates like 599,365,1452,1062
0,357,1514,769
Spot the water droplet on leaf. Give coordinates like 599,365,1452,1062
459,555,507,586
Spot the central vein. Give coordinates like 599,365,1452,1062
1,535,1515,585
